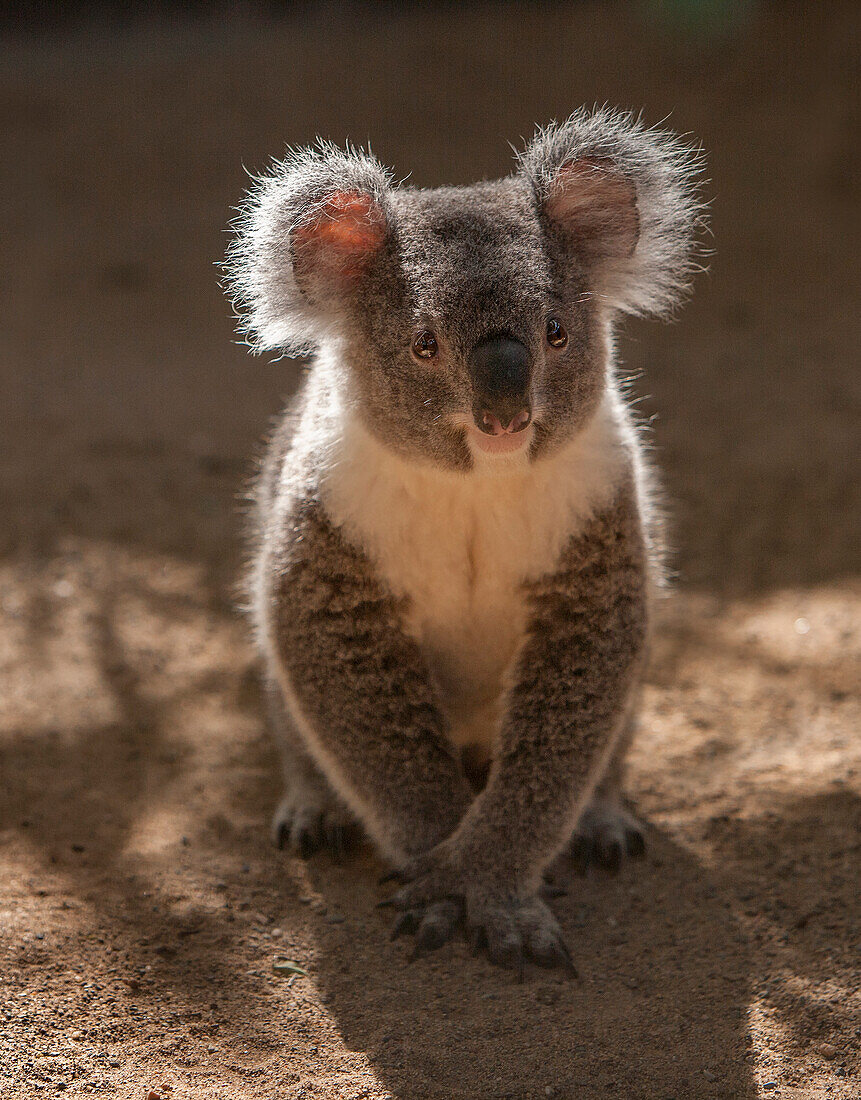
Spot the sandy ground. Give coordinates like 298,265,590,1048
1,3,859,1097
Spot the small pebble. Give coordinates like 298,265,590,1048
326,912,345,924
762,1084,777,1092
819,1042,837,1060
703,1069,716,1082
207,1043,217,1053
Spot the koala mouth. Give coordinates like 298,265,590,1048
468,424,533,455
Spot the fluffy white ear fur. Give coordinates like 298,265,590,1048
517,107,707,318
224,143,393,354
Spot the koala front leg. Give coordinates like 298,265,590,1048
570,694,647,875
264,497,474,866
265,677,359,860
385,487,648,974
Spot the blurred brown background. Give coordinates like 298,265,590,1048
1,3,859,1098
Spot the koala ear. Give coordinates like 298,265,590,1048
291,189,387,293
545,155,640,262
518,108,706,317
225,143,394,354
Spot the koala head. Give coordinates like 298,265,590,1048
226,107,705,472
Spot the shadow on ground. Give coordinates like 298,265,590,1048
6,634,860,1098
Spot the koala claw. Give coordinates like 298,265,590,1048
410,900,463,958
389,901,463,959
570,799,646,876
389,909,421,939
625,828,646,858
380,852,577,977
466,895,578,980
378,868,407,886
539,875,567,900
272,794,356,861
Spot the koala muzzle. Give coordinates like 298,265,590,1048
469,336,532,436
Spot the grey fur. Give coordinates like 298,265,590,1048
518,106,707,317
226,142,395,355
268,491,474,860
384,484,648,967
227,108,706,973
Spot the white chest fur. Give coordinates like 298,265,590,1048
318,397,630,757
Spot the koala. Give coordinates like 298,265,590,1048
226,107,705,976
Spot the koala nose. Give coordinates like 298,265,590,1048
480,408,532,435
469,336,532,436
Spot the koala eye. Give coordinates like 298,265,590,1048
411,330,439,360
546,317,568,348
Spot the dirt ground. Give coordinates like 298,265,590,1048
1,3,859,1098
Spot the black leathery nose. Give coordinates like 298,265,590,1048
469,336,532,432
470,336,530,398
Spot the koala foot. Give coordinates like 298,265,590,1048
272,789,358,861
569,797,645,876
380,846,577,979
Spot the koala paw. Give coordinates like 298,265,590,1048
272,789,358,861
466,893,577,979
380,846,577,979
569,797,645,876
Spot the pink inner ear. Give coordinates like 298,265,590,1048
293,190,386,280
545,157,639,260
